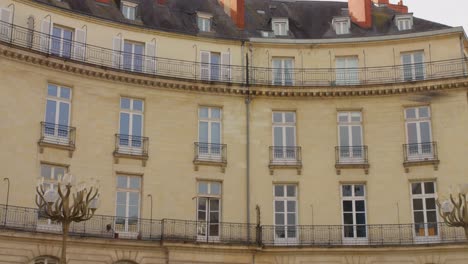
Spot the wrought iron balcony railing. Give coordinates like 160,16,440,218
38,122,76,155
1,204,467,246
269,146,302,165
114,134,149,157
403,142,438,162
1,21,467,87
335,146,369,165
194,142,227,163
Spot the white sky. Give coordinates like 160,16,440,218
314,0,468,33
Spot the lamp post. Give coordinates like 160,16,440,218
35,174,100,264
3,178,9,225
437,184,468,238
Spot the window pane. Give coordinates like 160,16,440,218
60,87,71,99
343,213,353,225
419,107,429,118
287,213,296,225
420,122,431,143
412,183,422,194
116,203,126,217
286,185,296,197
425,198,436,210
342,185,352,196
211,108,221,119
350,112,361,122
211,182,221,195
133,100,143,111
338,113,348,122
211,123,220,144
275,185,284,197
354,185,364,196
58,102,69,126
287,201,296,212
275,213,284,225
355,200,365,212
413,199,423,210
210,199,219,211
407,123,418,144
351,126,362,146
285,112,295,123
45,100,57,124
343,201,353,212
339,126,349,146
273,112,283,123
405,108,416,119
116,191,126,204
199,107,209,118
356,213,366,224
132,114,142,137
128,205,139,218
199,122,208,143
424,182,435,194
117,176,127,188
414,211,424,223
274,127,283,146
119,113,130,135
275,201,284,212
198,182,208,194
129,192,139,206
129,177,140,189
41,165,51,178
121,98,131,109
48,84,58,97
285,127,295,146
427,211,437,223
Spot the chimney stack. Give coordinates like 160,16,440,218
218,0,245,29
348,0,372,29
372,0,389,4
373,0,408,13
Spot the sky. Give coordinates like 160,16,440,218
314,0,468,33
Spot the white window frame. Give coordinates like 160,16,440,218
341,184,368,243
272,18,289,36
122,1,137,20
337,112,364,163
404,106,433,160
123,40,145,72
401,51,425,81
395,14,413,31
51,25,73,58
197,181,222,241
198,107,222,160
272,57,294,85
410,181,439,241
115,175,141,236
197,12,212,32
119,97,144,155
44,84,72,145
273,184,298,245
333,17,350,35
272,111,297,162
335,56,359,85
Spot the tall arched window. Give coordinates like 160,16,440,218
34,256,59,264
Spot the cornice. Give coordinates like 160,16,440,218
1,44,467,98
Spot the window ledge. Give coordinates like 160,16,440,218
113,151,148,166
193,159,227,173
403,159,439,173
335,163,370,175
38,140,75,158
269,162,302,175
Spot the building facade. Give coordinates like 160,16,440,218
0,0,468,263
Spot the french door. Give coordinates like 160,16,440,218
197,197,220,240
44,84,71,144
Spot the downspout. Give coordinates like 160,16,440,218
245,53,251,240
241,41,245,81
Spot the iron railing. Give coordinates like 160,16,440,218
269,146,302,165
335,146,369,165
114,134,149,157
1,21,467,87
1,204,467,246
194,142,227,163
38,122,76,148
403,142,438,162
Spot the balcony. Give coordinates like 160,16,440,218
113,134,149,166
38,122,76,157
403,142,439,172
269,146,302,175
1,204,467,247
193,142,227,172
335,146,369,175
1,20,467,88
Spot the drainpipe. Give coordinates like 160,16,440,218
245,53,251,240
241,41,245,82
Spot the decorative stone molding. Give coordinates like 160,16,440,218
269,164,302,175
403,159,440,173
335,163,370,175
193,160,227,173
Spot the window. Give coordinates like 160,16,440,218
272,112,296,161
200,51,230,81
274,185,297,243
34,257,59,264
119,98,144,154
115,175,141,233
337,112,364,162
272,58,294,85
44,84,72,144
336,56,359,85
122,1,137,20
272,18,288,36
197,13,212,32
405,106,433,159
411,182,438,237
51,25,73,58
396,14,413,31
341,184,366,239
333,17,350,35
198,107,222,160
197,181,221,239
402,51,425,81
123,40,144,72
39,164,66,224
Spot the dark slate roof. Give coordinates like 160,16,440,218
33,0,452,40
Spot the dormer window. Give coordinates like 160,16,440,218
396,14,413,31
332,17,351,35
122,1,137,20
272,18,288,36
197,13,212,32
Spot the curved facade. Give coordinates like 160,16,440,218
0,0,468,263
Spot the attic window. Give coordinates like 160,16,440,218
332,17,350,35
272,18,288,36
395,14,413,31
122,1,137,20
197,13,212,32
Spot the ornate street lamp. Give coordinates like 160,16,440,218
437,184,468,238
35,174,100,264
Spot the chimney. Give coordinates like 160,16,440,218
372,0,389,4
387,0,408,13
218,0,245,29
348,0,372,29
